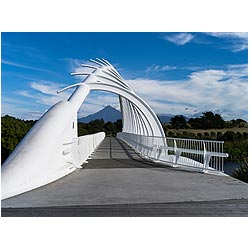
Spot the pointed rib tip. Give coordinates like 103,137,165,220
96,58,106,64
80,64,98,69
90,58,104,67
102,58,111,65
71,72,90,76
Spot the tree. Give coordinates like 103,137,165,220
170,115,187,129
88,119,105,132
189,117,203,129
104,121,116,136
1,115,34,163
200,111,225,129
114,119,122,132
189,111,225,129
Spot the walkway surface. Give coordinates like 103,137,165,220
1,137,248,216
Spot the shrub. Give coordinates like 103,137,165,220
242,132,248,140
197,133,203,138
168,131,175,137
232,160,248,183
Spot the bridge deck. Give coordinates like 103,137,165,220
2,137,248,216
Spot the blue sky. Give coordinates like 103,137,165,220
1,32,248,121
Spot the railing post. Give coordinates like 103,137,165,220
203,142,207,172
203,142,212,173
153,137,158,159
174,139,181,165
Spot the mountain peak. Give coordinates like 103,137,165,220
78,105,122,123
103,105,115,109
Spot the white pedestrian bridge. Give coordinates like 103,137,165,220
2,59,229,200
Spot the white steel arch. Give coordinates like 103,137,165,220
1,58,164,199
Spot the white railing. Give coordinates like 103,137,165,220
117,132,228,173
63,132,105,168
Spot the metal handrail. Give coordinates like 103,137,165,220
117,132,228,173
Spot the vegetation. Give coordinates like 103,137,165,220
232,160,248,183
78,119,122,137
170,115,187,129
1,115,36,163
167,112,247,130
189,111,225,129
165,112,248,182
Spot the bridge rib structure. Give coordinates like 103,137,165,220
2,58,229,201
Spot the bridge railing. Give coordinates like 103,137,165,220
117,132,228,173
63,132,105,168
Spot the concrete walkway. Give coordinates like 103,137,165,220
1,137,248,216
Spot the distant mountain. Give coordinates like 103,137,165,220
79,107,192,124
158,115,174,123
78,105,122,123
188,112,204,118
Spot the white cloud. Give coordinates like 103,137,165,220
163,32,248,52
16,90,36,98
1,96,44,120
1,59,55,73
126,64,248,120
30,81,64,95
20,111,44,120
206,32,248,52
163,33,194,45
208,32,247,40
4,80,81,120
28,80,74,106
2,81,71,120
146,64,177,72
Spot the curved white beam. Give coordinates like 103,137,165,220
80,64,98,70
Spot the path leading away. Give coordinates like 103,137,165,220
1,137,248,216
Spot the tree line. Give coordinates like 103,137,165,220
78,119,122,137
167,111,247,129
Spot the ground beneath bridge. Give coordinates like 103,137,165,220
2,137,248,216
